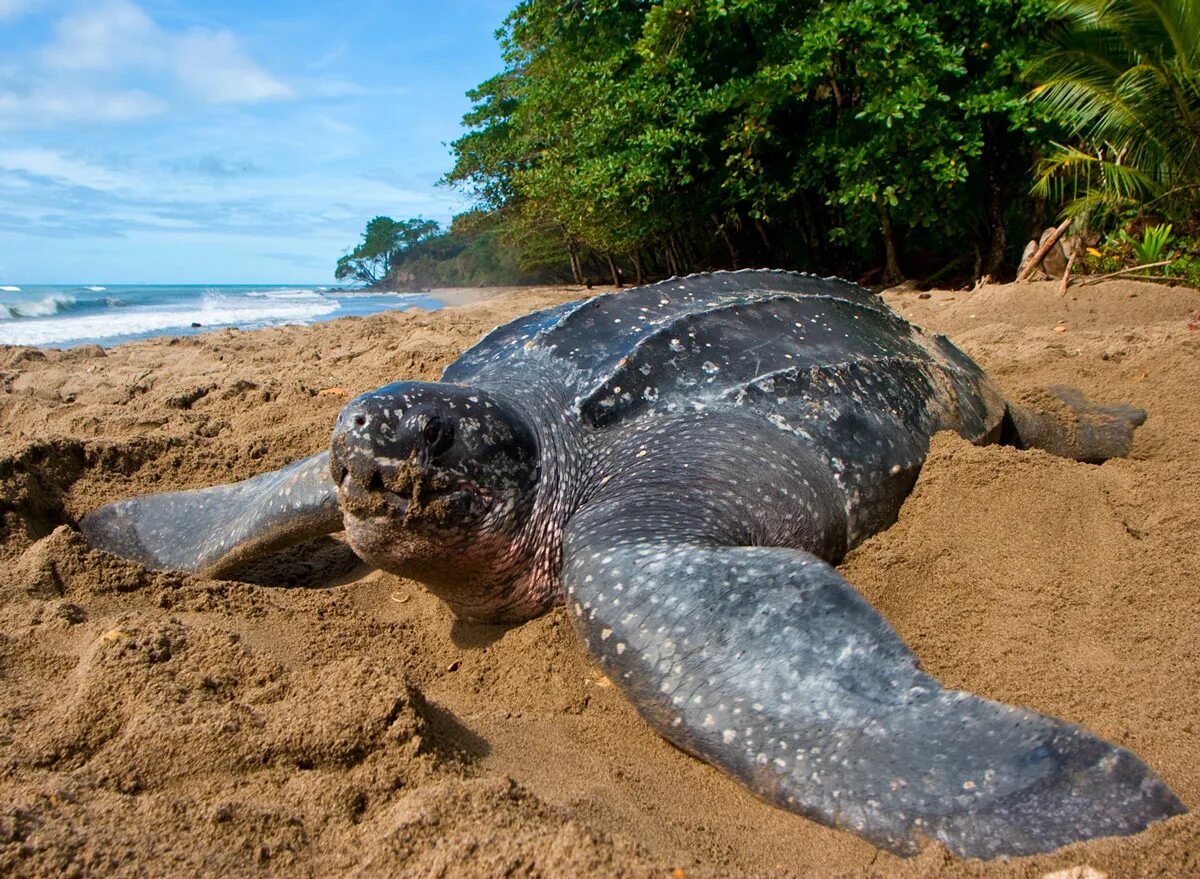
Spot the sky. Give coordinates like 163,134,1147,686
0,0,513,283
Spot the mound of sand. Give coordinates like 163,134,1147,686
1,279,1197,877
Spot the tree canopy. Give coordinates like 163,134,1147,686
340,0,1200,288
335,216,441,286
444,0,1057,284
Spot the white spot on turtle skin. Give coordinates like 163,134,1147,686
723,729,737,744
616,643,626,654
601,627,612,640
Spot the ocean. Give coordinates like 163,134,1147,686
0,284,451,348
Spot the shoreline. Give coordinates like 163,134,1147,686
2,279,1197,877
0,283,582,352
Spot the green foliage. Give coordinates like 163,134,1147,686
1078,223,1197,282
446,0,1057,282
335,216,442,286
1119,223,1175,265
1163,249,1200,287
339,210,563,291
1030,0,1200,227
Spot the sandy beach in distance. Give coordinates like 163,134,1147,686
1,280,1197,877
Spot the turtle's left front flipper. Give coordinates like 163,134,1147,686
81,452,343,577
562,511,1185,857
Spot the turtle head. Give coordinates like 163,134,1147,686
330,381,542,620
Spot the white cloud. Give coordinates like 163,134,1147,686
0,148,136,190
0,0,42,20
0,85,167,129
40,0,292,104
0,146,457,235
172,29,292,102
41,1,158,71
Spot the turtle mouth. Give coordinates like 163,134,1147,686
336,470,484,524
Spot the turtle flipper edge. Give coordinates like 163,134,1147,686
561,521,1185,857
80,452,344,577
1004,385,1147,463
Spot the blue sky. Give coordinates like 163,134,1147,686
0,0,513,283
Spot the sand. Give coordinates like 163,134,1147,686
1,279,1197,878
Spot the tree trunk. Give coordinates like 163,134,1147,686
802,197,823,266
713,213,739,269
753,217,771,251
876,197,904,285
567,240,583,285
605,253,621,287
631,249,644,286
983,157,1008,278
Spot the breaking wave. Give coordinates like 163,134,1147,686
0,290,338,347
0,293,77,321
0,284,443,348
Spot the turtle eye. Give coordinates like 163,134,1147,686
421,416,454,456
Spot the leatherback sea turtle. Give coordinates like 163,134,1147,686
81,270,1185,858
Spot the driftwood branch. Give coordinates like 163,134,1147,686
1076,261,1172,286
1059,252,1078,295
1017,218,1072,281
1089,274,1191,286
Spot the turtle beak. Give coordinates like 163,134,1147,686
329,386,460,518
330,392,418,513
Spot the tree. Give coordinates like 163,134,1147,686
335,216,442,286
446,0,1056,283
1030,0,1200,226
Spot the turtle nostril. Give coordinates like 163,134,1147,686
354,414,367,427
368,471,386,493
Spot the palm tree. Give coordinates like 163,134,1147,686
1029,0,1200,224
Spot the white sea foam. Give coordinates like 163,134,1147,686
85,285,107,292
0,293,76,321
0,293,338,346
0,285,19,292
245,288,324,300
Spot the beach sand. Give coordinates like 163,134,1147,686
1,279,1197,877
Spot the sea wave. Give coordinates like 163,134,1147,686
244,288,326,300
85,285,107,292
0,293,339,346
0,293,77,321
0,286,19,292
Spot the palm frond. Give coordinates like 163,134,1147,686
1031,0,1200,222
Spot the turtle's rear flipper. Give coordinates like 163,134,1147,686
1004,385,1146,463
80,452,343,577
563,506,1184,856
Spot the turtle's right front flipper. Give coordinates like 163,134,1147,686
81,452,344,577
562,505,1185,857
